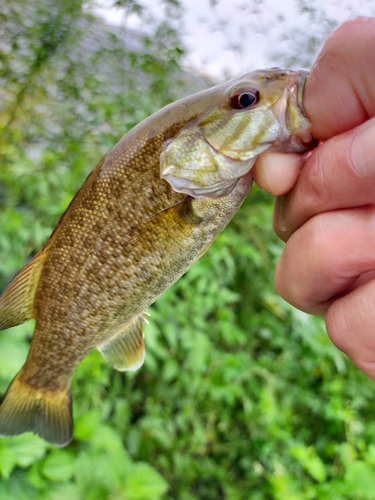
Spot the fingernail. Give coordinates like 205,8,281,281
351,117,375,177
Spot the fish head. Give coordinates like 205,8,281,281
160,68,312,198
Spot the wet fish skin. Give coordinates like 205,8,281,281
0,68,311,446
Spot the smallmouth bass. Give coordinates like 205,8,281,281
0,68,311,446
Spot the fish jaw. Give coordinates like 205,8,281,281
272,69,312,149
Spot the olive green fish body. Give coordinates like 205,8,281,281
0,68,311,445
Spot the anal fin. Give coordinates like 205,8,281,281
0,250,46,330
97,315,146,372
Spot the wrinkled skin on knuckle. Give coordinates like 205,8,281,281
299,153,328,213
309,211,336,253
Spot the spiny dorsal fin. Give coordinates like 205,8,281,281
0,367,73,447
0,250,46,330
97,315,146,371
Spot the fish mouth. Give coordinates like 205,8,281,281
295,71,319,149
286,69,308,112
276,70,314,147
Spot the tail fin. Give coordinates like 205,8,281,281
0,368,73,447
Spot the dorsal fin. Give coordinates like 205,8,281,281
97,315,146,371
0,250,46,330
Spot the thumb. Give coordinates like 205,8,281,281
304,17,375,141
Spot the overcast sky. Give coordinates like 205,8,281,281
94,0,374,78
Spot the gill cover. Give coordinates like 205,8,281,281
160,126,257,198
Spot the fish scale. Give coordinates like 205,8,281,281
0,68,311,446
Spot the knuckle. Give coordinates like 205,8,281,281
298,149,330,214
307,212,335,251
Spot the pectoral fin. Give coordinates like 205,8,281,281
0,250,46,330
97,316,146,371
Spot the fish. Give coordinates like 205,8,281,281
0,68,311,446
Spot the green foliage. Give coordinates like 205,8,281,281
1,1,375,499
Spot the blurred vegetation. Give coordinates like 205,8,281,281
1,1,375,499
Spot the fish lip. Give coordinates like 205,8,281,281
287,69,313,145
287,69,309,118
297,69,309,115
294,70,316,147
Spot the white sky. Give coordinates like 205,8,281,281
94,0,375,78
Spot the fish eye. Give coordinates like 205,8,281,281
229,89,260,110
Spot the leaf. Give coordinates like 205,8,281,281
42,450,75,482
0,446,18,480
0,470,39,499
0,435,47,479
345,461,375,498
74,410,102,442
122,463,169,500
290,444,327,483
48,483,81,500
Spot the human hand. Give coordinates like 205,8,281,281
253,17,375,379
